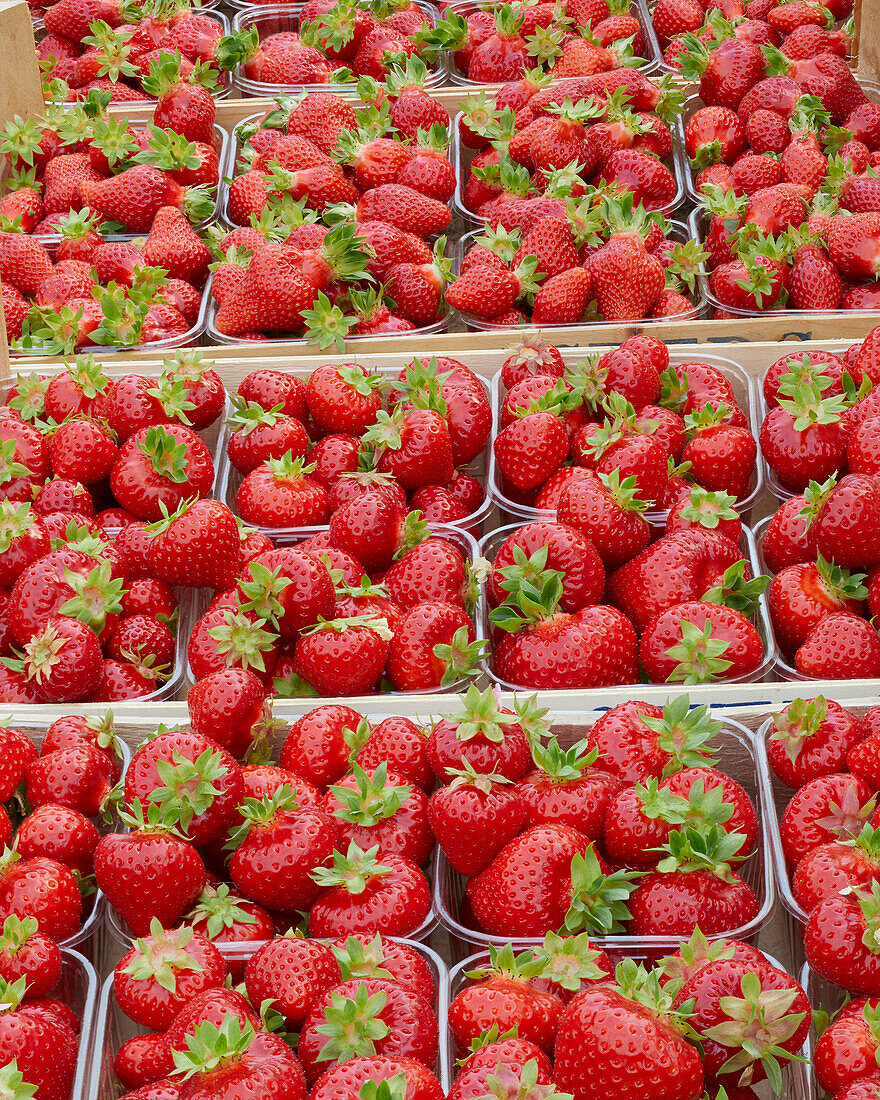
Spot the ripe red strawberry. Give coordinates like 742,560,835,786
767,696,862,786
25,741,114,817
494,411,569,491
806,881,880,993
114,920,227,1030
640,599,765,684
769,557,868,655
674,958,809,1091
386,601,483,691
557,471,651,568
780,773,875,867
297,977,438,1087
187,667,269,760
554,969,704,1100
796,612,880,677
814,473,880,568
94,800,206,935
244,935,340,1029
468,827,638,938
147,498,242,590
294,615,392,696
0,976,77,1100
0,850,82,942
15,803,99,876
629,824,759,936
228,787,338,912
308,841,431,938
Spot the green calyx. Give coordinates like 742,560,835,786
0,1059,37,1100
530,736,598,782
328,762,412,826
358,1072,409,1100
0,501,38,553
137,426,190,483
529,930,607,992
489,544,565,633
225,784,300,852
432,626,487,687
314,981,390,1065
777,374,847,429
656,824,748,885
265,453,317,482
0,439,33,486
705,971,808,1094
658,926,738,985
236,560,292,625
676,487,738,529
448,683,521,744
59,561,126,635
701,560,770,616
664,618,735,685
445,760,512,794
0,915,37,953
637,777,735,832
769,695,829,764
148,747,229,835
183,883,258,941
562,844,641,936
816,555,869,602
309,841,391,895
122,918,201,992
639,695,720,776
171,1014,256,1077
480,1059,573,1100
464,941,545,983
117,797,189,839
206,609,278,674
331,933,395,984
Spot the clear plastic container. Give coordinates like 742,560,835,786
38,10,232,107
215,364,493,537
755,714,810,971
25,122,233,240
228,2,448,94
433,713,777,950
478,523,778,690
442,0,662,85
0,371,225,700
57,949,100,1100
17,722,131,951
752,513,873,683
450,222,706,331
105,887,438,953
184,522,486,696
452,107,685,228
487,349,763,526
449,946,811,1100
204,279,453,346
88,937,449,1098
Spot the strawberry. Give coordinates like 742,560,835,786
309,841,431,938
214,244,319,335
0,849,82,942
94,800,206,935
15,803,99,876
518,737,621,840
468,828,639,938
767,696,862,786
228,787,337,912
557,471,651,568
310,1056,442,1100
814,473,880,567
142,205,211,286
494,410,569,491
795,612,880,677
386,602,483,691
768,557,867,655
294,615,392,696
144,497,241,591
243,935,339,1029
780,772,875,867
806,881,880,993
297,977,437,1086
0,976,77,1100
236,454,329,528
674,958,809,1091
640,599,765,683
554,962,704,1100
428,763,525,877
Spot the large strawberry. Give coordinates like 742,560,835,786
94,800,206,935
467,828,639,939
